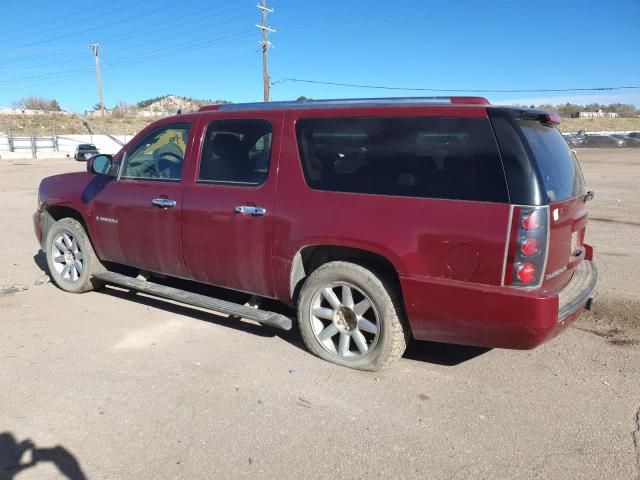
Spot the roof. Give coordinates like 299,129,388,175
198,96,490,113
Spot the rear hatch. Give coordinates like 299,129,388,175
490,108,589,292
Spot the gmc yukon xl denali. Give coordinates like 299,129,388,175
33,97,597,371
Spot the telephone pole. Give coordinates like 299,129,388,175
90,43,106,127
256,1,275,102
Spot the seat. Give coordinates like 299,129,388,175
201,133,243,181
442,154,476,200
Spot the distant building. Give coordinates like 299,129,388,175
571,109,619,118
0,108,71,116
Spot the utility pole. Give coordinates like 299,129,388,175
90,43,106,127
256,1,275,102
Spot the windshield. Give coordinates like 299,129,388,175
518,120,586,202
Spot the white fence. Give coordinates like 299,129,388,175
0,133,130,159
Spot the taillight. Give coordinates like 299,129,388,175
520,237,540,257
522,210,543,232
516,262,537,284
504,206,549,287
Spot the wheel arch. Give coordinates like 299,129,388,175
45,205,88,229
289,244,405,307
42,205,96,251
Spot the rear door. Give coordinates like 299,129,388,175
181,114,281,297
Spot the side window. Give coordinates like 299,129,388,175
295,117,508,203
121,124,191,181
199,119,272,185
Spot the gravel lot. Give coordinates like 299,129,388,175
0,149,639,479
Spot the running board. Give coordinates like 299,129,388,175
93,271,292,331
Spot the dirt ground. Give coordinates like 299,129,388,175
0,149,639,479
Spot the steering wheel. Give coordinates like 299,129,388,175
153,150,183,179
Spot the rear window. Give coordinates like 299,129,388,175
518,120,586,202
78,144,97,151
295,117,508,202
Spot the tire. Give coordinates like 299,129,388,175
297,261,408,371
45,217,106,293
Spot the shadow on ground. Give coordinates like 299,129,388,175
0,432,86,479
33,249,490,367
33,250,48,275
404,340,490,366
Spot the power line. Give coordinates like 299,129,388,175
0,30,257,93
0,10,255,75
12,1,192,50
272,78,640,94
274,0,532,29
0,26,256,88
0,0,120,38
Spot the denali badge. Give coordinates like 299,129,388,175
545,266,567,280
96,216,118,224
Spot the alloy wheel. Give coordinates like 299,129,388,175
51,231,84,283
309,281,380,360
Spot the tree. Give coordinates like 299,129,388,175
585,103,604,112
49,99,61,111
112,100,137,118
537,104,559,114
606,103,637,117
12,96,55,111
556,103,582,118
297,96,311,101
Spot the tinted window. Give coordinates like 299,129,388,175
295,117,507,202
489,113,545,205
78,144,97,151
518,120,586,202
121,124,190,181
199,119,272,185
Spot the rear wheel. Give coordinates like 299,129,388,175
297,261,408,371
45,218,106,293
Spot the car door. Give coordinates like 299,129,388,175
91,122,194,278
181,114,281,297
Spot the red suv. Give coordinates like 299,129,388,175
33,97,597,370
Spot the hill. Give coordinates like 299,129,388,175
1,108,638,136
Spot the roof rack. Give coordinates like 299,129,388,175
198,96,490,112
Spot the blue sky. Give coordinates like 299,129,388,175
1,0,639,111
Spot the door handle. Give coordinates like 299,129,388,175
234,205,266,217
151,198,177,209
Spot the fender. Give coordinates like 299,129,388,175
280,239,406,304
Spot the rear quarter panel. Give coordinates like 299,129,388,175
271,106,511,303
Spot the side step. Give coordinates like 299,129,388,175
93,271,292,331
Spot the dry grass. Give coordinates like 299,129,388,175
0,113,155,136
3,112,640,136
559,117,640,133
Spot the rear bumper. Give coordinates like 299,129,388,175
558,261,597,321
401,260,597,349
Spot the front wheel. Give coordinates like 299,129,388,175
297,261,408,371
45,218,106,293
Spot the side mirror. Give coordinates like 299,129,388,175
88,154,113,175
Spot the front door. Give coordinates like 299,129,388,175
181,116,280,297
92,123,193,278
